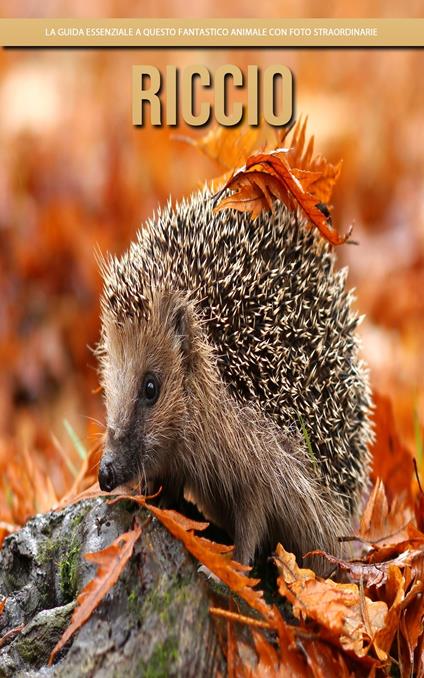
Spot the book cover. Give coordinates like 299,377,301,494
0,8,423,676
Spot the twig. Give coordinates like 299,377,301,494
0,624,24,649
209,607,271,630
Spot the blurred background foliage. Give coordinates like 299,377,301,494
0,2,423,532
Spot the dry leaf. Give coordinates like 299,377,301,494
280,118,343,204
371,393,414,504
301,638,357,678
359,478,413,544
399,584,424,676
49,524,141,666
215,151,349,246
182,124,277,170
275,543,388,659
249,629,280,676
306,551,388,588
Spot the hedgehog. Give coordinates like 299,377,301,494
97,185,373,570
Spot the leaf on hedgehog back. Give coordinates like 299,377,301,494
49,524,141,666
280,117,315,169
280,117,343,204
214,151,350,246
181,124,278,170
274,543,388,659
215,170,290,221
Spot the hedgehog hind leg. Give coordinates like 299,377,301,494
232,505,270,566
298,496,352,577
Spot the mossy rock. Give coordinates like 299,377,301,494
0,498,224,677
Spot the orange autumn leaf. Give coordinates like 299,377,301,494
214,151,350,246
241,625,310,678
306,551,388,588
249,630,280,676
371,392,414,504
301,638,355,678
280,117,315,169
372,565,408,659
183,124,277,170
374,567,424,663
240,624,309,678
281,117,343,204
364,526,424,569
48,524,141,666
359,478,413,544
399,581,424,676
274,543,388,659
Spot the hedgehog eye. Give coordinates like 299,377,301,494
142,373,159,406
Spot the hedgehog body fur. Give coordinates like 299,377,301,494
98,185,373,569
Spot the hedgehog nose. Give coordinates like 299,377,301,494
99,459,116,492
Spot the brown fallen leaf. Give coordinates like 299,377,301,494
275,543,388,659
371,393,414,504
398,578,424,676
364,526,424,565
306,551,388,588
0,624,24,650
301,638,357,678
372,564,407,660
359,478,413,544
249,629,280,676
242,626,309,678
48,524,141,666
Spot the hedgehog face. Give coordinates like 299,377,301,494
98,291,191,493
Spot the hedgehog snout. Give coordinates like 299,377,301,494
99,455,116,492
99,425,142,491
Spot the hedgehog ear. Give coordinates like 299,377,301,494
173,303,192,365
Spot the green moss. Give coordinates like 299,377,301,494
56,503,94,602
140,637,179,678
128,589,139,618
15,637,40,665
15,603,74,667
37,537,59,566
70,502,92,528
139,575,189,624
59,534,80,603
